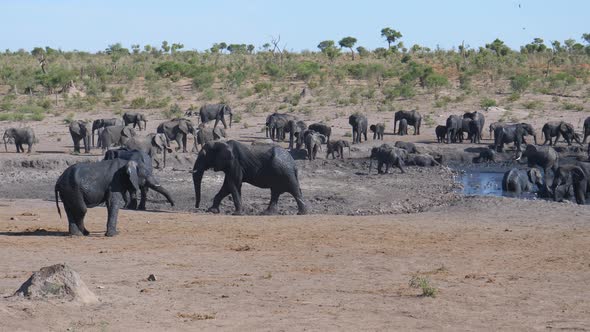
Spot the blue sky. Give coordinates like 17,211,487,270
0,0,588,52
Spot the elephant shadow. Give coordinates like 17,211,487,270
0,229,70,237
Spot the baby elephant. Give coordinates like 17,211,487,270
370,123,385,140
326,140,351,159
405,154,440,166
397,119,408,135
472,148,496,163
303,130,327,160
55,158,175,237
502,168,543,195
394,141,418,154
435,125,446,143
369,145,405,174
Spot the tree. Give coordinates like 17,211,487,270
582,33,590,44
171,43,184,53
339,37,357,60
31,47,47,74
247,44,255,54
161,41,170,53
317,40,340,61
131,44,140,54
522,38,547,54
356,46,369,57
485,38,510,56
424,73,449,99
381,27,402,49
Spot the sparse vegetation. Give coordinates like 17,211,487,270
409,275,438,298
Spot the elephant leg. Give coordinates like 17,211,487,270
27,143,32,153
138,186,148,210
105,191,125,237
397,160,406,174
213,118,220,129
63,201,88,236
210,181,232,213
292,188,308,215
262,189,281,215
182,135,188,153
220,117,228,129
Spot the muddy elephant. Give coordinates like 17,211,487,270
397,119,408,136
370,123,385,140
308,123,332,143
472,148,496,163
468,120,482,144
369,144,405,174
502,168,543,195
517,145,559,186
303,130,326,161
552,162,590,204
199,104,233,129
99,125,136,150
494,123,537,153
122,133,170,169
445,115,462,144
194,124,227,152
405,154,440,167
69,120,91,154
285,120,307,150
393,110,421,135
3,127,35,153
542,121,581,146
326,140,350,159
192,140,308,215
157,118,196,153
92,118,123,146
458,118,473,143
266,113,296,141
55,157,174,236
122,112,147,131
435,125,446,143
463,111,485,140
349,113,368,144
394,141,418,154
489,122,514,140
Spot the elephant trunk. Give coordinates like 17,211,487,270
192,151,207,208
368,158,373,174
532,133,538,145
3,133,7,152
229,113,232,128
146,180,175,207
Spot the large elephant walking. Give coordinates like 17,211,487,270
517,144,559,187
157,118,196,153
3,127,35,153
192,140,308,215
541,121,581,146
445,115,462,143
199,104,233,129
98,125,136,150
463,111,485,140
393,110,422,135
69,120,91,154
266,113,296,141
122,133,170,169
349,113,368,144
494,123,537,153
92,118,124,146
122,112,147,131
552,162,590,204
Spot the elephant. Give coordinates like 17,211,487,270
458,118,473,142
394,141,418,154
583,117,590,144
192,140,308,215
122,112,147,131
397,119,408,136
98,125,136,150
54,157,174,237
369,145,405,174
69,120,91,154
349,113,368,144
91,118,123,146
393,110,421,135
122,133,170,169
502,168,543,195
3,127,35,153
285,120,307,150
435,125,447,143
157,118,196,153
494,123,537,153
463,111,485,140
552,162,590,204
541,121,582,146
103,149,175,210
370,123,385,140
326,140,350,159
517,144,559,186
489,122,514,139
194,124,227,152
266,113,296,141
303,130,326,160
405,154,440,167
472,148,496,163
468,120,482,144
199,104,233,129
445,115,462,143
308,123,332,143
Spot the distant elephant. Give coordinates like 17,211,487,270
394,141,418,154
192,140,308,215
502,168,543,195
393,110,421,135
542,121,581,146
397,119,408,136
199,104,233,129
435,125,447,143
405,154,440,167
308,123,332,142
518,144,559,186
472,148,496,163
3,127,35,153
69,120,91,154
326,140,350,159
266,113,296,141
122,112,147,131
463,111,485,140
369,145,405,174
489,122,514,139
468,120,482,143
285,119,307,150
552,162,590,204
122,133,170,169
157,118,196,153
194,124,227,152
55,157,174,236
91,118,123,146
445,115,462,143
99,125,136,150
494,123,537,153
303,130,327,160
349,113,368,144
583,117,590,144
370,123,385,140
103,149,175,210
458,118,472,142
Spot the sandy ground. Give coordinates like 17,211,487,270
0,197,589,331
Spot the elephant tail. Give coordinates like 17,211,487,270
55,187,62,219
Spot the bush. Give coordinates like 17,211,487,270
480,97,497,108
522,100,543,110
562,102,584,111
510,74,532,94
110,87,125,102
130,97,146,108
409,276,438,298
254,82,273,94
295,61,321,82
383,83,415,100
162,103,182,119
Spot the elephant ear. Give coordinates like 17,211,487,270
559,122,569,132
527,168,542,185
222,105,232,115
122,127,135,137
126,161,140,192
178,120,190,134
572,166,586,183
151,134,165,149
317,134,327,144
213,127,225,139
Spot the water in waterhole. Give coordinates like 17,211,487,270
457,170,539,200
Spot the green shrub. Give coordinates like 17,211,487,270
510,74,532,94
507,92,521,102
522,100,544,110
480,97,497,108
110,87,125,102
254,82,273,94
232,113,242,123
409,276,438,298
130,97,146,108
562,102,584,111
295,61,321,82
162,103,182,119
